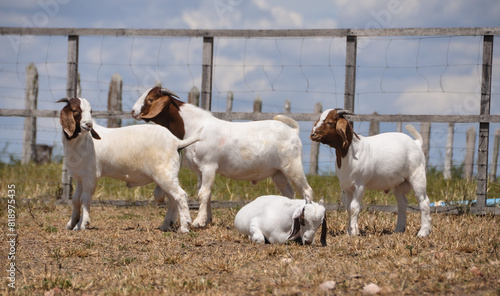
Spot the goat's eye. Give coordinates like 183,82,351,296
326,122,333,126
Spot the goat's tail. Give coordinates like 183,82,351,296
273,115,300,134
177,127,203,150
405,124,423,147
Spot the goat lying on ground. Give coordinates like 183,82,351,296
132,87,314,228
234,195,327,245
310,109,431,237
58,98,201,232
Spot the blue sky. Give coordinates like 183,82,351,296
1,0,500,174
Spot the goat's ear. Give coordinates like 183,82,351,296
140,96,168,119
59,106,76,137
336,118,350,149
287,206,304,241
320,213,327,247
91,128,101,140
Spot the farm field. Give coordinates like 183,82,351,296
0,201,499,295
1,162,500,295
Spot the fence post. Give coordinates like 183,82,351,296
253,95,262,113
309,102,322,176
61,35,79,200
396,121,402,133
477,35,493,206
284,99,291,113
201,37,214,111
22,63,38,165
464,126,476,180
490,129,500,181
188,86,200,106
344,36,357,113
420,122,431,170
369,112,379,136
444,123,454,180
107,73,122,128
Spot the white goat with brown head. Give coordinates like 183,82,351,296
310,109,431,237
132,87,314,228
58,97,200,233
234,195,327,246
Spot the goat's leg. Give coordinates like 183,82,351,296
155,175,191,233
75,189,93,230
249,222,266,244
271,171,295,199
280,162,314,202
153,185,166,204
66,180,83,230
192,166,216,228
410,170,431,237
393,185,409,233
347,186,364,236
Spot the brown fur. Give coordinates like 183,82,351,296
57,98,101,140
137,87,186,139
310,109,359,168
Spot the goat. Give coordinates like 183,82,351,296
131,87,314,228
310,109,431,237
234,195,327,246
57,97,201,233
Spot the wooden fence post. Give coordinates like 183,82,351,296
369,112,379,136
107,73,122,128
61,35,79,200
396,121,402,133
188,86,200,106
344,36,357,113
477,35,493,206
309,102,322,176
284,99,291,113
22,62,38,165
420,122,431,170
464,126,476,180
490,129,500,181
444,123,454,180
253,96,262,113
226,91,233,113
201,37,214,111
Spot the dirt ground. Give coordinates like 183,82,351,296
1,200,499,295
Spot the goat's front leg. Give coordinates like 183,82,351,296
249,221,266,244
66,180,83,230
74,189,93,230
192,166,216,228
346,186,364,236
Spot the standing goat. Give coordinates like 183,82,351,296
58,98,200,233
132,87,314,228
310,109,431,237
234,195,327,246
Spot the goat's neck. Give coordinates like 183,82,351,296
151,100,186,139
336,135,364,170
178,103,214,137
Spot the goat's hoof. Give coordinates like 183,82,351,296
417,230,430,237
178,226,190,234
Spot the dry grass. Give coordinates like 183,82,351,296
1,200,499,295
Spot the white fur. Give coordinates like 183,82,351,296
132,90,314,228
234,195,326,245
61,98,200,233
312,115,431,237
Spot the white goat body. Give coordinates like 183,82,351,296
59,98,200,233
132,87,314,228
234,195,326,245
310,109,431,237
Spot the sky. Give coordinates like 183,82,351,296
0,0,500,174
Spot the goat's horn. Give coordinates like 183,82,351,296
335,108,354,117
160,88,180,99
56,98,71,104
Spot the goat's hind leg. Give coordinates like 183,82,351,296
393,182,410,234
410,170,431,237
272,171,295,199
249,222,266,244
192,167,216,228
